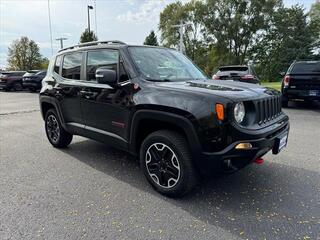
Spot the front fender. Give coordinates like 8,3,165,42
129,109,202,156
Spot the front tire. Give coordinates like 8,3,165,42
45,109,73,148
13,82,23,91
140,130,198,197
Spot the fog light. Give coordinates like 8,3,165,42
235,143,252,149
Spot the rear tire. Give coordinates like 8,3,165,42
13,82,23,91
140,130,198,197
45,109,73,148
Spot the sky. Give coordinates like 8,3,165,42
0,0,316,69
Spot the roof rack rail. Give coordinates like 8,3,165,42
58,40,127,53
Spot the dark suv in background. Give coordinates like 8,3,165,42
23,70,47,91
212,65,260,84
281,61,320,107
40,41,289,197
0,71,26,91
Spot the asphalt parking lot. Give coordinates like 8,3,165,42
0,91,319,240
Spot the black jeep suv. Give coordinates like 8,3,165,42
40,41,290,197
281,61,320,107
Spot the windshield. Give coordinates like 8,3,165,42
129,47,207,81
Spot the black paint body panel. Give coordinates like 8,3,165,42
40,44,290,175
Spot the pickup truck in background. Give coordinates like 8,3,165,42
281,61,320,107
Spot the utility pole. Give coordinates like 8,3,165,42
55,38,68,49
47,0,53,55
94,0,98,38
87,5,93,32
172,21,192,54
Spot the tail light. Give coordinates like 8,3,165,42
241,74,254,80
212,74,220,80
283,75,290,87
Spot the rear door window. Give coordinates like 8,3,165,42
62,52,82,80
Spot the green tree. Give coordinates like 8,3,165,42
159,1,208,71
144,30,159,46
253,5,314,81
80,28,98,43
159,0,281,74
202,0,282,65
7,37,44,70
309,2,320,54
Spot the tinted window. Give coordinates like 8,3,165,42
291,62,320,74
217,66,249,77
219,66,248,72
62,53,82,80
54,55,62,74
87,50,119,81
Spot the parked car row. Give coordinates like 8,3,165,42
0,69,46,92
211,61,320,107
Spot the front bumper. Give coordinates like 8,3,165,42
197,118,290,176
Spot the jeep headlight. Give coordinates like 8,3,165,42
234,102,245,123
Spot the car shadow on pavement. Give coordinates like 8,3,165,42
286,100,320,113
62,139,320,240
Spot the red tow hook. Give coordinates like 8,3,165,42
254,158,264,164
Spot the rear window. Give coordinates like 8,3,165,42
291,62,320,74
219,66,248,72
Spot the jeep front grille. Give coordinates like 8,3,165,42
255,96,282,125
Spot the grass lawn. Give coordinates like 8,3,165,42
261,82,281,91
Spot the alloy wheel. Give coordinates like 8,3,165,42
46,115,60,143
145,143,180,188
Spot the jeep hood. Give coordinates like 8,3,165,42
154,80,280,101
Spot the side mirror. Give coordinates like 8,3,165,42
95,68,117,85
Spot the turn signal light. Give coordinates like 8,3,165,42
215,103,224,121
235,142,252,149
